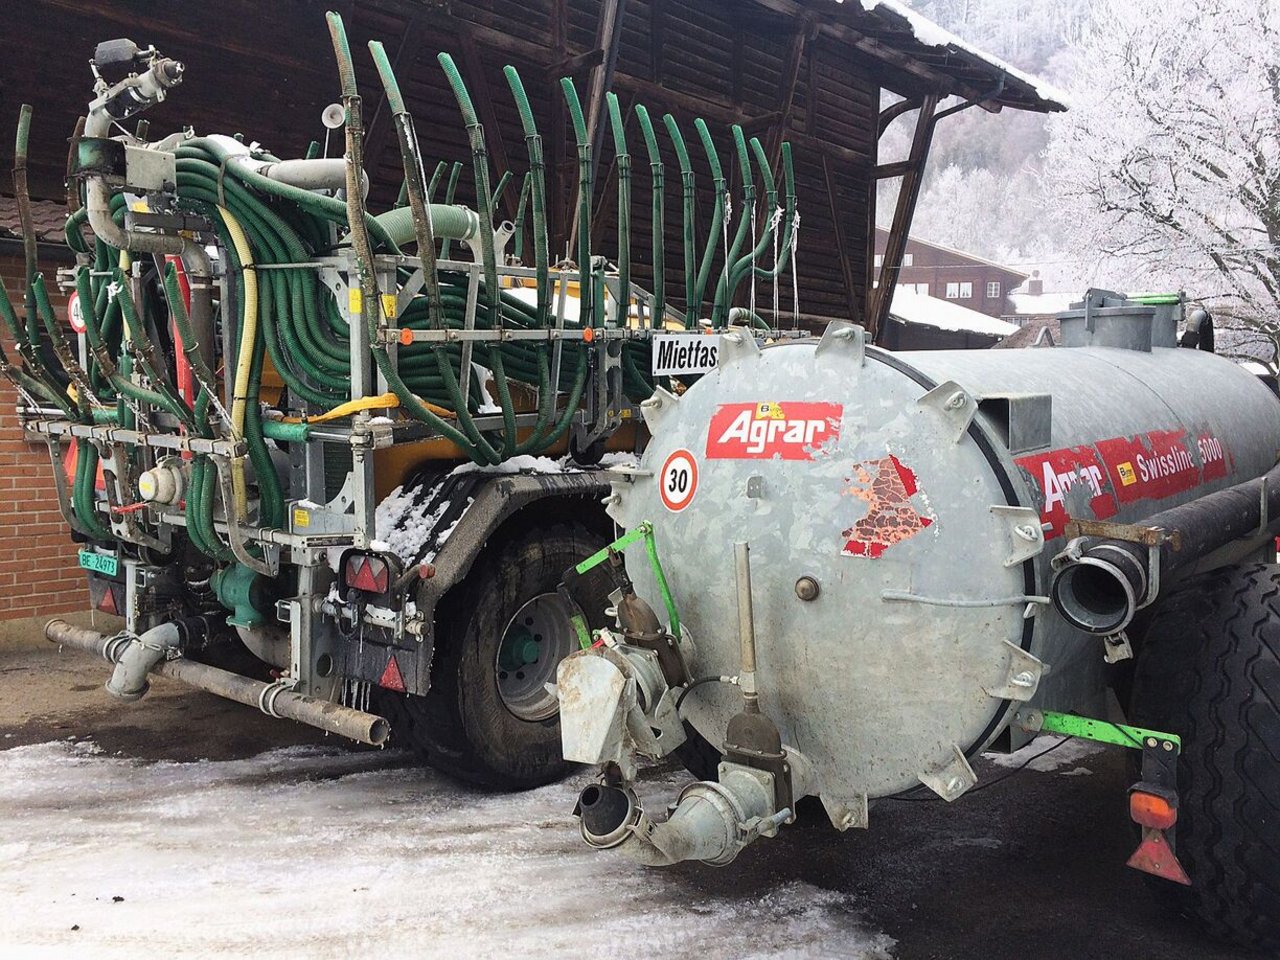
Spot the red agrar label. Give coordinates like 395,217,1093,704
1016,428,1232,539
706,401,842,460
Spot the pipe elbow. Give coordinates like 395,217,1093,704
105,617,212,701
105,623,180,701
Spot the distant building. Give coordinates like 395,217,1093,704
884,287,1019,350
873,227,1028,318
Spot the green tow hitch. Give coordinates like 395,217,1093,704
560,520,681,650
1014,708,1191,886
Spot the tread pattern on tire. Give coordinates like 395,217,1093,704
1130,562,1280,950
377,522,607,791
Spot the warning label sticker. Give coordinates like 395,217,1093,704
705,401,842,460
841,455,934,559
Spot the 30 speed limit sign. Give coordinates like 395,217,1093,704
659,448,699,512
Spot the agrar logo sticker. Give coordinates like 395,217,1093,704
705,401,842,460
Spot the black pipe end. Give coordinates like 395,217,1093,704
577,783,634,840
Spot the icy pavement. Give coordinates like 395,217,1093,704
0,741,895,960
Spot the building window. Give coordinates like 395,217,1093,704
945,281,973,300
986,281,1001,299
902,253,914,266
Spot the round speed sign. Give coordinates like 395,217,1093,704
659,449,699,512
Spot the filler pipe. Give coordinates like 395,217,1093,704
1052,460,1280,635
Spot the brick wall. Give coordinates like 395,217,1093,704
0,249,87,620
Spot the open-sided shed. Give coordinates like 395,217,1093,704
2,0,1061,338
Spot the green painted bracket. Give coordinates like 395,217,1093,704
572,520,682,644
1015,708,1181,753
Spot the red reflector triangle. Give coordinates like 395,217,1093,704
98,587,118,616
378,654,406,692
353,564,381,592
1127,829,1192,886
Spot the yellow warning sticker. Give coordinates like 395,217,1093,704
348,288,363,315
1117,461,1137,486
292,507,311,528
382,294,398,320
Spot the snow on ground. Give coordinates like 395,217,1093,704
984,735,1104,774
0,741,895,960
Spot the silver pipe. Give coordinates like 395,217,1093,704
83,59,189,257
733,541,759,707
256,158,369,197
46,620,390,745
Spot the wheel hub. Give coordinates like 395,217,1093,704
495,592,577,721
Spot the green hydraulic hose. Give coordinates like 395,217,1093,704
605,92,630,328
504,64,559,451
730,141,797,294
560,77,594,330
162,263,217,391
31,274,98,417
427,160,447,201
126,266,221,555
108,272,196,428
710,125,754,328
503,67,551,328
325,12,483,462
662,114,698,326
512,172,532,263
439,162,463,260
0,278,72,415
635,104,665,327
368,40,505,463
490,170,513,214
369,40,447,335
14,104,39,343
692,118,725,327
716,135,778,322
439,51,518,458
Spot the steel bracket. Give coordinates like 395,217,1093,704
918,743,978,802
814,320,866,365
984,639,1044,702
990,504,1046,566
916,380,977,443
717,326,761,367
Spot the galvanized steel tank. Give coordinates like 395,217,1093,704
609,307,1280,807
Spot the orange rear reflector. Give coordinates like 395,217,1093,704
1130,791,1178,830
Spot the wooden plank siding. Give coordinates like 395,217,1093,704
1,0,881,327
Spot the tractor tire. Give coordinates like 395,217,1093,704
1129,562,1280,950
383,522,609,790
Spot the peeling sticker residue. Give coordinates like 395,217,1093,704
841,455,934,559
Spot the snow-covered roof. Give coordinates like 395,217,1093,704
889,287,1019,337
1008,290,1075,316
835,0,1068,113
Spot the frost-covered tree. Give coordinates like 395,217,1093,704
1044,0,1280,365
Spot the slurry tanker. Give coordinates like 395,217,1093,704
11,13,1280,951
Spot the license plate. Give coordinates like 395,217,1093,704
79,550,118,577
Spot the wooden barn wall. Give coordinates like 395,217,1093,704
3,0,878,324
